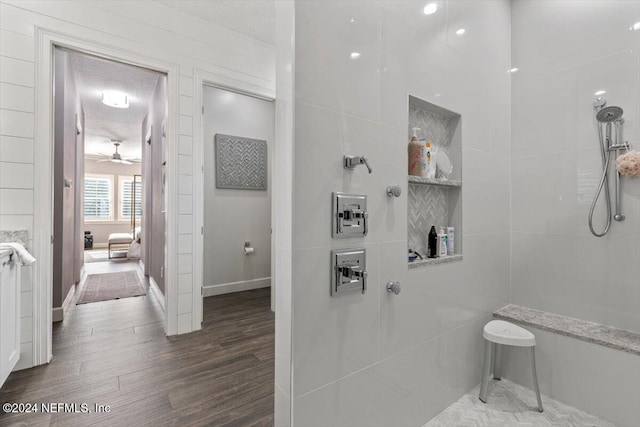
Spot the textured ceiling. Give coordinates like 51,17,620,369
155,0,275,45
67,51,162,159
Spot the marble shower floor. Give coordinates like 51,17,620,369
424,379,615,427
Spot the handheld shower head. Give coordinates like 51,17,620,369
596,106,623,123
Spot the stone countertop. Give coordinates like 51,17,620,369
494,304,640,356
0,230,29,249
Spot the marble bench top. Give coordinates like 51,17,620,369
494,304,640,356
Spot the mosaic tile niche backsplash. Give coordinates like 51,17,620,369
407,105,455,256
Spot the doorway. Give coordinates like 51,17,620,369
52,46,168,343
201,86,275,300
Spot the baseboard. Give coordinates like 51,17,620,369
149,276,165,311
52,284,75,322
203,277,271,297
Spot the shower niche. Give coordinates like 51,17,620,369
407,95,462,267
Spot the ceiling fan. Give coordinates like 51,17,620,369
95,140,140,165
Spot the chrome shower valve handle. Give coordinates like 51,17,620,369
344,155,373,173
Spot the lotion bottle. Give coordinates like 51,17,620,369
408,127,423,176
446,226,454,255
437,227,448,257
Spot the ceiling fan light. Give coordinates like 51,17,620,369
102,91,129,109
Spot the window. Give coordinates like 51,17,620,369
119,176,142,220
84,175,113,220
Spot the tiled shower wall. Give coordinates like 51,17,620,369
288,1,512,425
511,0,640,334
508,2,640,425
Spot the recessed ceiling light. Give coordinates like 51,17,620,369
350,52,361,60
350,17,356,23
508,67,519,73
102,91,129,108
594,90,606,96
631,21,640,31
424,3,438,15
455,28,466,36
434,93,442,97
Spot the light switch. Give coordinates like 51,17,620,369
332,192,368,238
331,248,367,295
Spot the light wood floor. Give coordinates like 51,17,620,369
0,267,275,427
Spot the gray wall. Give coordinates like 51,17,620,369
202,86,274,291
53,49,84,309
142,75,167,294
83,159,141,246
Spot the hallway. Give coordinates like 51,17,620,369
0,287,274,426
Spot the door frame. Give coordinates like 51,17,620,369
192,70,276,327
33,28,180,365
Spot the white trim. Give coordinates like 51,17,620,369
34,28,180,366
52,284,75,322
192,69,275,332
148,276,165,311
203,277,271,297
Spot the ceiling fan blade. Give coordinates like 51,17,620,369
96,159,111,162
121,160,133,165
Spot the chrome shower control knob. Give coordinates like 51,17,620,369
386,281,401,295
386,184,401,198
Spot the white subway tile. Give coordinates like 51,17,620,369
180,75,194,97
178,214,193,234
179,115,193,136
0,135,33,163
178,233,192,254
178,273,193,294
0,214,32,235
178,173,192,195
179,134,193,156
0,57,34,87
0,83,34,112
0,161,33,188
0,30,34,62
177,293,192,314
0,109,34,138
178,195,192,214
0,189,33,214
178,253,193,274
177,312,192,334
178,155,193,176
179,95,193,116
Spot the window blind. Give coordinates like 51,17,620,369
84,176,112,220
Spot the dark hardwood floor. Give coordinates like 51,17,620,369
0,272,275,427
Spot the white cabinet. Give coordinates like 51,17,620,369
0,250,20,388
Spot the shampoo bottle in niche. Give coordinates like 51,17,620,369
437,227,448,257
428,226,438,258
408,127,423,177
446,226,454,255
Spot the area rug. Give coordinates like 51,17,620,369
77,271,146,304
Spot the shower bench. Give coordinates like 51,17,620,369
494,304,640,356
491,304,640,427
